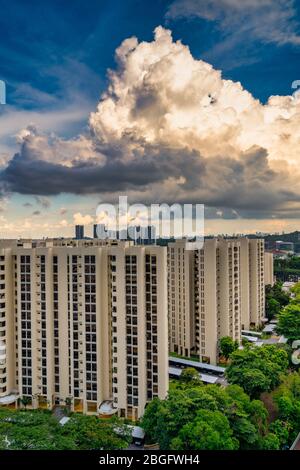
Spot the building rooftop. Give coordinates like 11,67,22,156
262,324,277,333
241,329,262,337
290,432,300,450
169,356,225,374
168,367,220,384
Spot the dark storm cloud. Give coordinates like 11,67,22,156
0,145,204,195
0,139,297,220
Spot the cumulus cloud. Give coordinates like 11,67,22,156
1,26,300,219
73,212,94,225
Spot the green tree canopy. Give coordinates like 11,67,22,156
0,409,130,450
219,336,239,360
172,409,239,450
272,371,300,445
259,433,280,450
180,367,202,385
276,302,300,344
265,282,290,320
141,382,269,450
225,345,289,398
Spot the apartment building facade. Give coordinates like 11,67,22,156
168,238,266,364
0,247,14,402
0,239,168,419
168,240,195,357
264,252,275,286
109,245,168,420
0,235,270,412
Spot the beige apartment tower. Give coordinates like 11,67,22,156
264,252,275,286
168,238,267,365
0,236,270,411
0,239,168,419
0,247,15,402
168,240,195,357
109,245,168,420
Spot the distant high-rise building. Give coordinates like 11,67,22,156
93,224,98,239
127,225,156,245
93,224,107,239
141,225,156,245
75,225,84,240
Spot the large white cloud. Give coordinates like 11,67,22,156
2,26,300,219
90,26,300,167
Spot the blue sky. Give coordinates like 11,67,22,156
0,0,300,237
1,0,299,109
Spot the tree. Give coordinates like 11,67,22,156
0,409,130,450
62,415,131,450
171,409,239,450
276,302,300,344
141,381,270,450
19,396,31,411
265,282,290,320
291,283,300,297
226,345,289,398
266,298,281,321
272,371,300,445
0,409,74,450
269,420,290,448
274,259,300,282
260,433,280,450
228,368,271,398
180,367,202,385
219,336,239,360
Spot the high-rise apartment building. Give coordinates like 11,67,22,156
168,238,267,364
168,240,195,357
93,224,107,239
0,247,14,402
0,235,270,412
239,238,265,330
109,245,168,420
0,239,168,419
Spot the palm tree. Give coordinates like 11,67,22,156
19,396,31,410
64,396,73,415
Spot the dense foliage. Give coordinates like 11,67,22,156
274,257,300,281
0,410,131,450
271,372,300,446
219,336,239,359
225,345,289,398
141,380,278,450
265,282,290,320
276,283,300,343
